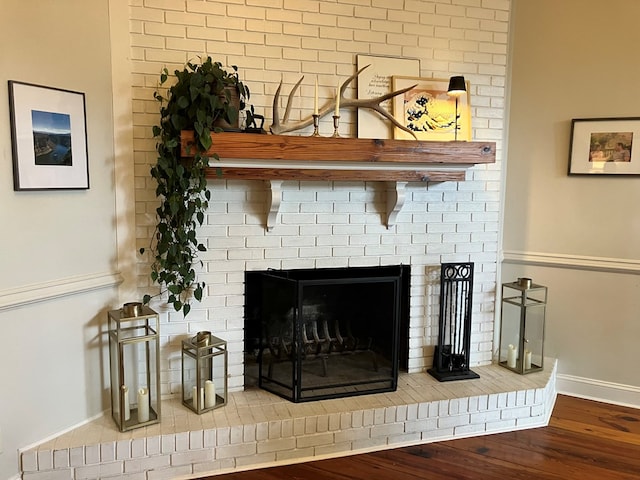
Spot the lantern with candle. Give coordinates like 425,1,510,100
108,304,161,431
182,331,228,414
499,278,547,374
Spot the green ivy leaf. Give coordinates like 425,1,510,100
200,131,212,151
173,299,183,312
177,95,189,109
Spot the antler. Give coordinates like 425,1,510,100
272,75,305,130
270,65,418,138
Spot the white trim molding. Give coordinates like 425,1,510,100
0,271,122,311
503,250,640,275
557,374,640,409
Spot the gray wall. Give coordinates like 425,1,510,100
0,1,119,478
503,0,640,403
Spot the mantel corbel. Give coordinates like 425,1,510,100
265,180,283,232
386,181,409,229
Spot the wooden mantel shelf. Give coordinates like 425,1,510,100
180,131,496,182
179,131,496,230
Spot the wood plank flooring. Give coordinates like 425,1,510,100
200,395,640,479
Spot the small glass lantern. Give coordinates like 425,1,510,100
108,303,160,431
182,332,227,414
499,278,547,374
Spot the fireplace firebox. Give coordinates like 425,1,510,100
244,265,410,402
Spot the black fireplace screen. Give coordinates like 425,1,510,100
245,265,409,402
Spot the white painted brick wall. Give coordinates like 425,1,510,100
130,0,509,395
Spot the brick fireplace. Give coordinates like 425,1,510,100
19,155,559,480
164,135,500,397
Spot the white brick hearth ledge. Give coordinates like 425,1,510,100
21,361,557,480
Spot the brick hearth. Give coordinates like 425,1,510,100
20,361,556,479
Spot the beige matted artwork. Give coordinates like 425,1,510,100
356,55,420,139
392,76,471,141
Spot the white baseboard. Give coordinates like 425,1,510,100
556,374,640,409
17,410,108,454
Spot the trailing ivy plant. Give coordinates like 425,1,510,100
141,56,251,315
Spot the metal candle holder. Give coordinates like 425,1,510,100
108,304,160,431
311,114,320,137
499,278,547,374
332,115,340,137
182,331,228,414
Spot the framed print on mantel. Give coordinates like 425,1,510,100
356,54,420,139
9,80,89,190
568,117,640,175
391,76,471,142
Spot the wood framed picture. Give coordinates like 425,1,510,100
391,76,471,141
8,81,89,190
568,117,640,175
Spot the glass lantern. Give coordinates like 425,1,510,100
182,332,227,414
108,303,160,431
499,278,547,374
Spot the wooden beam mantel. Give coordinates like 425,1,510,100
179,131,496,230
180,131,495,167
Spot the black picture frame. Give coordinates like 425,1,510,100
8,80,89,190
569,117,640,175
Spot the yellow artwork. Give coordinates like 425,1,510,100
392,76,471,141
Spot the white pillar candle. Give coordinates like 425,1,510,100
205,379,216,409
507,344,517,369
137,387,149,422
123,386,130,421
335,82,340,116
314,77,318,115
192,385,205,410
524,349,532,370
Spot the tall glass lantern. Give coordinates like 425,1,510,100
182,332,228,414
499,278,547,374
108,303,160,431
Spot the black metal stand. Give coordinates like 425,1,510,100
428,262,479,382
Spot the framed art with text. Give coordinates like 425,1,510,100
391,76,471,142
356,55,420,139
9,80,89,190
568,117,640,175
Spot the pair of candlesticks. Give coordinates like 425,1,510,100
311,113,341,138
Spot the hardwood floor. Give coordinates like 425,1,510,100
200,395,640,479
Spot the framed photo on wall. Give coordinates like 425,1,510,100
568,117,640,175
8,81,89,190
391,76,471,141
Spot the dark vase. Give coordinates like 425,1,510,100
214,86,241,131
